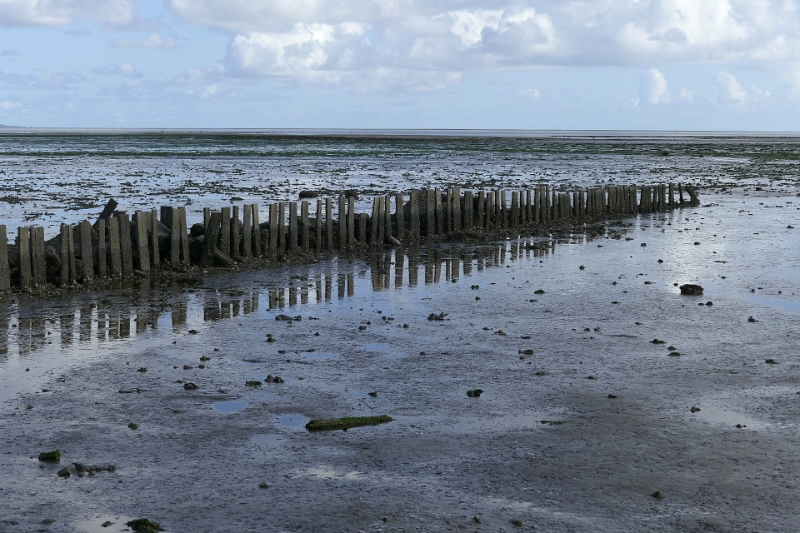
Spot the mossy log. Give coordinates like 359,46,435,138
305,415,393,432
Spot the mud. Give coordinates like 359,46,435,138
1,188,799,532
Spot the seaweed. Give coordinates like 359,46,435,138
305,415,393,432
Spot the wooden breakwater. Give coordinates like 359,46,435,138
0,183,699,293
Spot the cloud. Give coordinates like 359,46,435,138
111,33,177,49
714,71,747,104
0,0,136,27
640,68,671,104
0,100,21,109
516,88,541,101
0,70,85,89
94,61,138,76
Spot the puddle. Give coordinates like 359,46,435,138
278,414,308,428
363,343,406,358
74,514,169,533
213,400,246,414
692,406,764,429
305,352,337,359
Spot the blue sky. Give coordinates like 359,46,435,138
1,0,799,130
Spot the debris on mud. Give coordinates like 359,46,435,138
748,316,758,322
427,312,447,321
765,359,778,364
245,381,262,387
466,389,484,398
266,375,284,383
183,382,198,390
126,518,164,533
651,491,665,500
669,352,682,357
38,450,60,462
691,406,701,413
519,349,534,355
680,284,704,295
305,415,393,431
651,339,666,344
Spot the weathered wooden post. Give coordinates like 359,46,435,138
119,213,134,277
463,190,473,230
338,195,346,250
97,219,107,278
16,226,30,289
177,207,189,265
325,198,334,251
242,204,252,258
314,200,322,253
377,196,385,243
453,187,462,232
660,184,667,211
133,211,150,274
201,211,222,266
150,209,160,268
289,201,298,253
278,202,286,252
395,192,405,243
30,226,46,287
511,191,519,228
499,190,506,228
668,183,675,209
268,204,278,255
78,220,94,281
426,189,436,237
477,191,486,229
370,197,379,245
203,207,210,227
384,194,392,242
59,225,71,286
348,196,356,246
301,201,310,251
444,188,452,232
252,205,262,258
108,218,121,278
435,187,443,235
220,207,231,258
0,225,8,291
410,190,420,242
358,212,367,245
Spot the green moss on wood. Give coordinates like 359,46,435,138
305,415,393,432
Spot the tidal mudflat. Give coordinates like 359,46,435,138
1,185,799,532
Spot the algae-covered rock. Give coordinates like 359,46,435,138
305,415,393,431
38,450,60,462
679,284,703,295
126,518,164,532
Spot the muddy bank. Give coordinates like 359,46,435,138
1,189,799,532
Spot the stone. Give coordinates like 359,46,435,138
679,284,704,295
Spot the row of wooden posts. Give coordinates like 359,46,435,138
0,182,697,292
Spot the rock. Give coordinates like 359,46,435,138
183,382,198,390
266,375,284,383
511,519,524,527
183,365,192,370
679,284,703,295
245,380,262,387
258,482,270,489
101,521,113,527
57,467,71,477
275,314,293,321
608,394,618,399
651,339,666,344
519,349,534,355
466,389,484,398
368,391,378,397
128,423,139,430
651,491,665,500
669,352,681,357
137,367,147,372
748,316,758,322
126,518,164,533
189,223,205,237
200,356,211,361
534,289,545,294
765,359,778,364
42,519,55,524
690,406,701,413
38,450,61,462
427,312,447,321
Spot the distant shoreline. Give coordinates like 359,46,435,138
1,127,800,139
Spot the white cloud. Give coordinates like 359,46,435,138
0,0,136,27
714,71,747,104
111,33,177,49
0,100,20,109
516,88,541,101
94,61,138,76
640,68,671,104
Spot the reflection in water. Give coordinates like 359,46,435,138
0,236,567,359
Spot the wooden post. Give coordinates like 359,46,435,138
660,184,667,211
395,192,405,243
384,194,392,242
78,220,94,281
325,198,334,251
463,190,473,230
679,183,685,205
486,191,495,228
278,202,286,252
58,225,70,286
519,190,527,225
108,218,121,278
668,183,675,209
0,225,8,292
97,219,107,278
511,191,519,228
453,187,461,232
178,207,189,265
17,224,32,290
134,211,150,274
445,188,453,232
526,190,533,222
477,191,486,229
314,200,322,252
203,207,210,227
242,204,252,258
150,209,160,268
370,197,380,245
435,187,443,235
358,212,367,245
426,189,436,237
377,196,385,243
201,211,221,266
252,205,262,257
409,190,420,242
348,196,356,246
289,201,298,253
301,201,310,251
119,213,134,277
338,195,346,250
267,204,278,255
220,206,231,258
166,207,180,265
231,206,241,260
30,226,46,287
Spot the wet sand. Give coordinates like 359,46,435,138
1,189,799,532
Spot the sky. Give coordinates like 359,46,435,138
1,0,800,130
